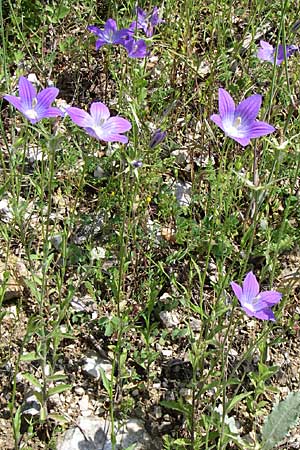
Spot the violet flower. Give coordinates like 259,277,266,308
150,129,167,148
130,6,163,37
132,160,143,168
257,40,298,65
67,102,131,144
4,76,62,124
210,88,275,147
88,19,132,50
123,38,147,58
231,271,282,321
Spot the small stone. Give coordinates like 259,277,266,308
173,180,191,207
79,395,89,412
159,310,180,328
153,406,162,419
189,317,201,330
51,234,63,250
57,416,156,450
93,165,105,179
74,386,85,396
22,392,41,417
83,351,112,380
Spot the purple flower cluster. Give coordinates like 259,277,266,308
210,39,299,146
130,6,163,38
88,7,163,59
4,77,131,143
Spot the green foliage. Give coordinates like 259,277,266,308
261,392,300,450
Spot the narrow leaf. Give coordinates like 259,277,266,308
47,384,72,397
22,372,42,389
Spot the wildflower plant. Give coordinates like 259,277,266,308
123,38,147,58
67,102,131,143
257,40,298,65
230,271,282,321
87,19,133,50
4,76,62,124
210,88,275,146
130,6,163,37
2,1,300,449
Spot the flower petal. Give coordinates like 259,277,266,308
248,121,275,138
100,133,129,144
230,281,243,301
95,39,107,50
102,116,132,133
36,88,59,115
38,107,64,119
259,291,282,306
242,271,260,302
19,76,36,110
232,136,251,147
235,94,262,125
3,94,23,112
67,107,94,128
87,25,103,36
104,19,117,33
260,40,274,50
90,102,110,123
210,114,225,132
218,88,235,120
253,308,276,321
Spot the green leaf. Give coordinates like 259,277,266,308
160,400,192,416
261,392,300,450
47,384,72,397
20,352,40,362
46,374,68,382
100,368,112,395
22,372,42,389
226,392,253,413
48,413,69,424
56,5,69,20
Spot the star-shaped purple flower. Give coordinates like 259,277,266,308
230,271,282,321
210,88,275,147
88,19,132,50
67,102,131,144
123,38,147,58
4,76,62,124
130,6,163,37
257,40,298,65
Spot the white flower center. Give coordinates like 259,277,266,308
25,109,39,120
233,116,242,128
94,125,104,139
223,115,245,138
243,294,261,312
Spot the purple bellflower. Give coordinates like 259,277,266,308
88,19,132,50
257,40,298,65
4,76,62,124
231,271,282,321
123,38,147,58
150,129,167,148
210,88,275,147
67,102,131,144
130,6,163,37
